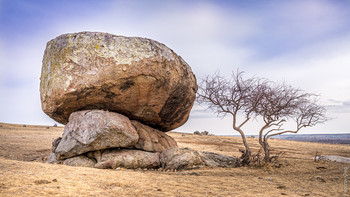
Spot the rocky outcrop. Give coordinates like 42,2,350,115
160,148,238,170
131,120,177,152
40,32,197,131
159,148,204,170
42,32,237,171
55,110,139,160
198,151,238,168
94,149,160,169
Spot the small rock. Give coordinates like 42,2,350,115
62,155,96,168
34,180,51,185
52,179,57,182
315,176,326,182
46,153,58,164
189,172,200,176
277,185,286,189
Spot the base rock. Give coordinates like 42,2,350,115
131,120,177,152
160,148,238,170
63,155,96,168
94,149,160,169
55,110,139,160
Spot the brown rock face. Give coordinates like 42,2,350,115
131,120,177,152
40,32,197,131
55,110,139,159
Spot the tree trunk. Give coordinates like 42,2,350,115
262,141,270,161
236,128,252,165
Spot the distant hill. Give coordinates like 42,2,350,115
271,133,350,145
224,133,350,145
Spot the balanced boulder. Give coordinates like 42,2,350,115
40,32,197,131
55,110,139,159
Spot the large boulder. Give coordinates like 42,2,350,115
94,149,160,169
40,32,197,131
55,110,139,159
131,120,177,152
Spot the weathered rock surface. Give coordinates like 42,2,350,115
40,31,197,131
94,149,160,169
160,148,238,170
198,151,238,168
55,110,139,159
131,120,177,152
159,148,204,170
46,153,58,164
51,137,62,152
63,155,96,167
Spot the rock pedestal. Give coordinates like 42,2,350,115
42,32,237,170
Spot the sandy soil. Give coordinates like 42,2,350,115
0,122,349,196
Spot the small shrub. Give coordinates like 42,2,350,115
194,131,200,135
53,124,57,127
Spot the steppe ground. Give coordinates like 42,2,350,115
0,123,349,197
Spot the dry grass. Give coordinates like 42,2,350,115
0,123,349,196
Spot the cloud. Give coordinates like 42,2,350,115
1,0,350,134
326,99,350,114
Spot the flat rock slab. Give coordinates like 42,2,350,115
160,148,238,170
55,110,139,160
40,32,197,131
132,120,177,152
315,155,350,164
63,155,96,168
95,149,160,169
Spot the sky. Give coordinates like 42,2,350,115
1,0,350,135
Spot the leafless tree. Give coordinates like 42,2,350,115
197,70,327,164
197,71,267,164
256,82,327,161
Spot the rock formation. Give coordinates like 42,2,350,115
55,110,139,160
42,32,238,170
40,32,197,131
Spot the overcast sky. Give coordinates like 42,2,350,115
1,0,350,135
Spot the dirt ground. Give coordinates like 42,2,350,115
0,122,349,197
